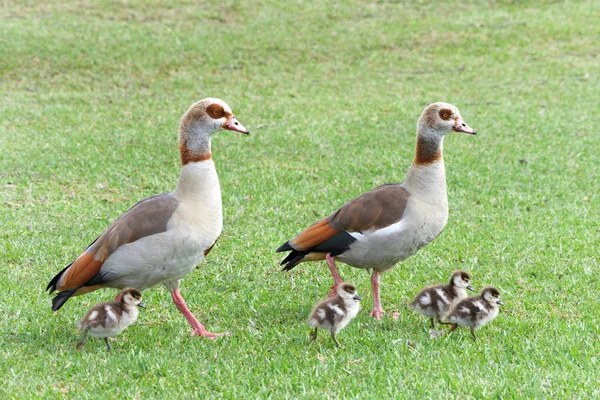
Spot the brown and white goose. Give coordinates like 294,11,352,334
47,98,249,338
277,102,475,319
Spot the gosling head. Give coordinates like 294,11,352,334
481,286,504,306
120,288,145,308
337,283,362,302
451,271,475,292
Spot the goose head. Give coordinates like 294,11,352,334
418,102,476,136
179,98,249,164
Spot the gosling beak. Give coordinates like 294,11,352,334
496,300,504,306
353,294,362,301
223,114,249,134
452,117,476,135
138,302,146,309
467,285,475,292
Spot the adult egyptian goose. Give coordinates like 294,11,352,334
77,287,145,351
443,286,504,340
408,270,474,329
308,282,362,348
277,102,475,319
47,98,249,338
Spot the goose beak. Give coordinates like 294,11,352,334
353,294,362,301
452,117,476,135
138,302,146,309
223,115,249,134
467,285,475,292
496,300,504,306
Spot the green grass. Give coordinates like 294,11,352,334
1,0,599,397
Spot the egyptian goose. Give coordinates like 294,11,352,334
308,282,362,347
76,287,145,351
47,98,249,338
443,286,504,340
408,270,474,329
277,102,476,319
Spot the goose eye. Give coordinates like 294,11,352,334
206,104,225,119
439,109,452,120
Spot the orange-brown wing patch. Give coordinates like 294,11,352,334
289,219,341,251
56,253,104,291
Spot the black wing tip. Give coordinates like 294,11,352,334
51,290,75,311
46,275,60,293
281,261,299,272
280,250,308,271
46,262,74,293
276,242,293,253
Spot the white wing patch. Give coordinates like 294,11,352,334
317,309,326,320
420,292,431,305
435,288,451,305
105,305,119,324
460,306,470,314
328,303,345,316
88,310,98,321
473,301,488,313
437,300,446,312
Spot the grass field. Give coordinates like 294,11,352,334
1,0,599,397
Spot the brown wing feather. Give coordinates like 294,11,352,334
285,184,410,252
52,193,179,292
328,184,410,233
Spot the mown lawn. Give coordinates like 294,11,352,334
1,0,599,398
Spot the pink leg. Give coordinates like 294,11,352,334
369,270,384,319
326,253,344,297
171,290,229,339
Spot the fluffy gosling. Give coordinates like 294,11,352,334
408,271,474,329
76,288,145,351
308,282,362,348
443,286,503,340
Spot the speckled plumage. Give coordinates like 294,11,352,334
308,283,362,347
409,271,474,329
76,288,145,351
443,286,504,340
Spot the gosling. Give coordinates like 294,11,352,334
308,282,362,348
76,288,145,351
443,286,504,340
408,271,474,329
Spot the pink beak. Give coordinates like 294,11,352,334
223,115,249,134
452,117,476,135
